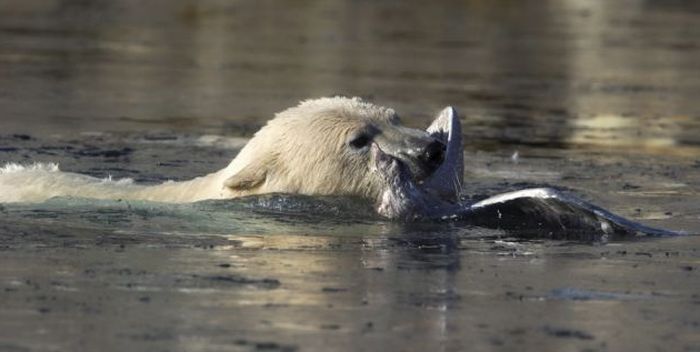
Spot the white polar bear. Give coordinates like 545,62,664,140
0,97,463,217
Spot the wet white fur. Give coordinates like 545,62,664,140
0,97,401,203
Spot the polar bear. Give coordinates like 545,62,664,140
0,97,462,215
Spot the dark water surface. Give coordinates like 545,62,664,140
1,1,700,351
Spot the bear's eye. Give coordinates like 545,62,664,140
349,134,372,149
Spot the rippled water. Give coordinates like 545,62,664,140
1,1,700,351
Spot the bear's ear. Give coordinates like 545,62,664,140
223,162,268,191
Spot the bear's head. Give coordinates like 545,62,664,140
222,97,463,217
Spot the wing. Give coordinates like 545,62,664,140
461,188,681,239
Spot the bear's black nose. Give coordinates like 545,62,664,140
419,140,445,175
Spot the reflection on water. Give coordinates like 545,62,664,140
1,1,700,351
0,132,698,351
1,197,698,351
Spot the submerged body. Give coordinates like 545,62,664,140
0,163,229,203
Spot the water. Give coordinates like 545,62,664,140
1,1,700,351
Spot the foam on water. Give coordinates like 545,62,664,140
0,162,59,174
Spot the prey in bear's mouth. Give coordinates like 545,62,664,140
371,106,463,220
369,107,681,237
